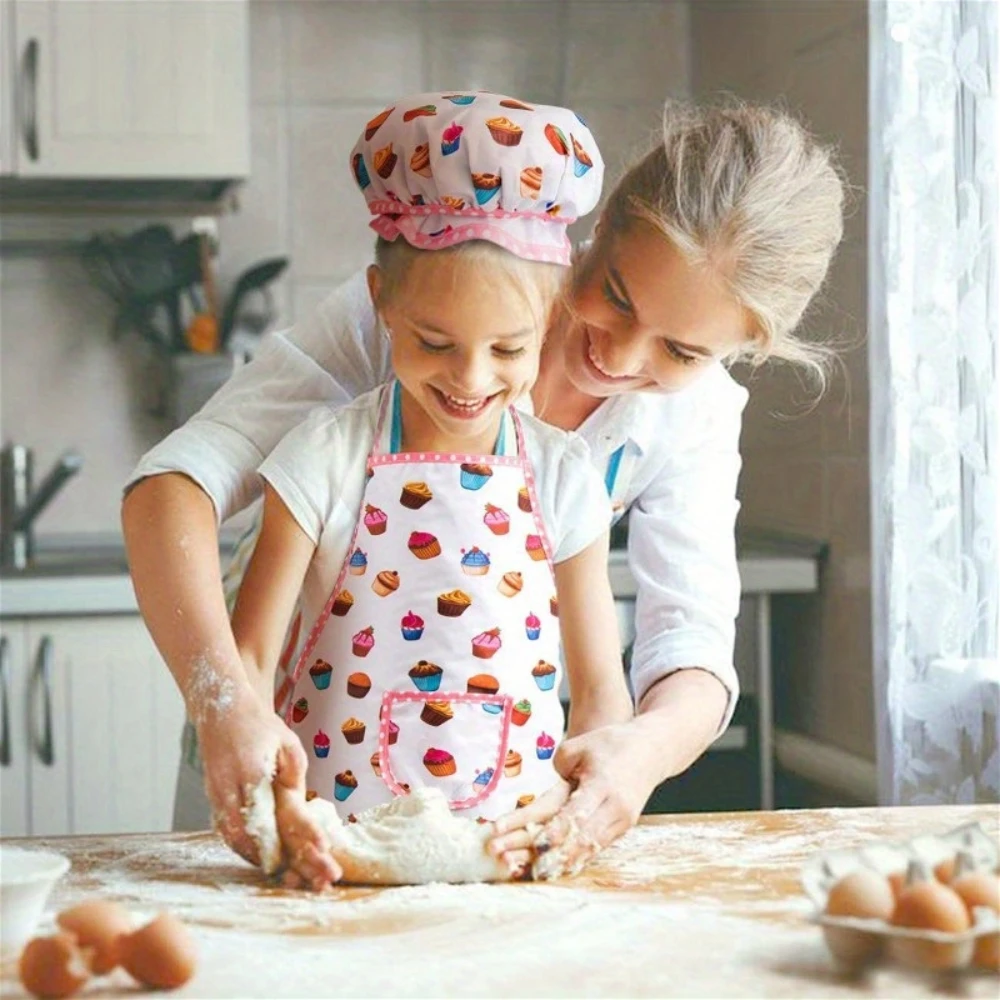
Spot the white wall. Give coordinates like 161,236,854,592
0,0,690,536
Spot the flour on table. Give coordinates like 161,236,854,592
310,788,511,885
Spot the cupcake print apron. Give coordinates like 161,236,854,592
283,382,564,820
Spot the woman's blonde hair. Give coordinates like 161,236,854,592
603,98,846,387
372,237,566,339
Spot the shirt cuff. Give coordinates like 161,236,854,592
125,421,265,524
629,645,740,737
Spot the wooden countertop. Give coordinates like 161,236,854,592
3,805,998,998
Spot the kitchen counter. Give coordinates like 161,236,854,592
3,805,996,998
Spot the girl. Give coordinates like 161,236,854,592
124,96,846,877
228,94,632,880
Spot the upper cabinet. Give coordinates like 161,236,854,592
2,0,248,180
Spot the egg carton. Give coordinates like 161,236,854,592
802,821,999,971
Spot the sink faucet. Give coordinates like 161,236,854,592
0,443,83,570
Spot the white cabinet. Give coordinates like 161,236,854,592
3,0,248,178
0,615,186,837
0,626,29,836
0,2,15,173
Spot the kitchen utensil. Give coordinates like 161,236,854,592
184,222,220,354
219,256,288,347
0,846,71,960
81,226,187,353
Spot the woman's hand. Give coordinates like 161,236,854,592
196,690,310,866
489,721,660,875
490,670,730,876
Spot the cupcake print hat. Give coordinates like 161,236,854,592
350,91,605,265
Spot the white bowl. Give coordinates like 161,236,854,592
0,846,70,960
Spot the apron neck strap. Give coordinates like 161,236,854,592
377,380,519,456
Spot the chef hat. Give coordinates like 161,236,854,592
349,91,605,265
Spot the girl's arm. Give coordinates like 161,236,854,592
230,484,315,698
553,531,633,737
230,483,343,890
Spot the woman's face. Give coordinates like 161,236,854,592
370,254,542,448
559,220,753,397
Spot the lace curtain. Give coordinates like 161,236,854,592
869,0,999,805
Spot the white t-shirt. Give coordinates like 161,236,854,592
129,270,748,730
258,384,611,634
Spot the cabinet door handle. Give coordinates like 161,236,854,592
19,38,39,162
0,636,10,767
33,636,54,766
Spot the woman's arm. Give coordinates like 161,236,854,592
122,473,311,865
490,375,745,871
554,531,633,737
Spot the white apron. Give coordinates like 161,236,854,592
283,382,564,820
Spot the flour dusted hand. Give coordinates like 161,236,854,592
199,690,309,868
307,789,511,886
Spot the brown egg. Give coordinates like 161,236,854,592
120,912,197,989
950,866,1000,972
933,855,957,884
18,933,91,999
951,869,1000,914
826,869,896,920
892,876,971,932
887,868,907,899
889,867,972,970
822,869,895,966
56,899,133,974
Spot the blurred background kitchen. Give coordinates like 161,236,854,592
0,1,995,839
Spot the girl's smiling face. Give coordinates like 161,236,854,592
560,221,754,396
369,252,546,453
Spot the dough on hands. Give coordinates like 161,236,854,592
308,788,511,886
242,777,283,876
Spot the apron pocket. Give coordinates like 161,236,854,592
378,690,513,809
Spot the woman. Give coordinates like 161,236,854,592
123,98,844,875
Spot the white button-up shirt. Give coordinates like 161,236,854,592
129,271,748,731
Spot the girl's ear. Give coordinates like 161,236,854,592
366,264,383,309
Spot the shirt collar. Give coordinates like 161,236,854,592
582,392,659,457
516,386,653,455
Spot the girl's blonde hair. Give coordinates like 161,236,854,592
603,98,846,386
372,237,566,340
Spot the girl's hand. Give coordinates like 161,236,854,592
489,722,658,876
273,780,343,891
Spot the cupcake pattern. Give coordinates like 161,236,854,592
284,383,564,821
347,91,603,266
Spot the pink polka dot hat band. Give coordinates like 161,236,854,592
350,91,605,265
